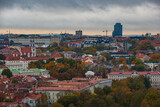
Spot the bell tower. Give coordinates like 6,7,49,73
30,39,36,57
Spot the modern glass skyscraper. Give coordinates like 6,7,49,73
112,23,123,37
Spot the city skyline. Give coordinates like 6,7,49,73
0,0,160,35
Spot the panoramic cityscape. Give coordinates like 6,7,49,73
0,0,160,107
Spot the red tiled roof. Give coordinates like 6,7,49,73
24,93,41,100
26,57,50,60
155,44,160,46
136,53,146,58
36,80,99,91
21,47,32,53
0,47,15,52
109,72,133,75
13,51,20,54
25,77,36,82
5,56,20,61
51,51,62,58
139,40,160,44
69,41,84,45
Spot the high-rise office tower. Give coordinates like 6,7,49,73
112,23,123,37
76,30,82,37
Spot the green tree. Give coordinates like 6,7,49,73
135,64,145,71
128,56,136,64
46,58,55,64
58,93,80,107
0,54,6,60
94,87,104,96
144,76,151,89
12,77,18,83
134,58,143,64
2,69,12,78
103,86,112,95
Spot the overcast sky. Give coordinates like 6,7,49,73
0,0,160,35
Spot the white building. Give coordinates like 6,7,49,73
9,36,60,47
108,71,160,89
5,58,29,69
22,94,41,107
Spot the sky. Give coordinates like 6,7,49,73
0,0,160,35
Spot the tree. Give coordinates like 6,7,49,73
141,88,160,107
0,92,5,102
150,53,160,62
120,65,128,71
58,93,80,107
101,67,108,78
94,87,104,96
103,53,113,61
134,58,143,64
50,102,64,107
45,61,55,71
40,94,48,106
12,77,18,83
130,89,146,107
2,69,12,78
118,57,126,64
68,104,75,107
0,54,6,60
46,58,55,64
52,42,58,47
144,76,151,89
136,41,155,50
135,64,145,71
128,56,136,64
28,60,45,69
0,61,3,65
103,86,112,95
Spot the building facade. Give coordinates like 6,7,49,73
76,30,82,37
9,36,60,47
108,71,160,89
35,79,112,103
112,23,123,37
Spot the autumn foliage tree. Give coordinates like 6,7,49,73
136,41,155,50
52,76,157,107
118,57,126,64
44,58,87,80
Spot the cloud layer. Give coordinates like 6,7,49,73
0,0,160,35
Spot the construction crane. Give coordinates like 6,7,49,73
103,30,108,36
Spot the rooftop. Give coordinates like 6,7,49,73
0,69,48,75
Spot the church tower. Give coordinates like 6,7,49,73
30,39,36,57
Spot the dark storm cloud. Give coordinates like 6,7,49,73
0,0,160,34
0,0,160,10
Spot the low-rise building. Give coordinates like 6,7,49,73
22,93,41,107
35,78,112,103
0,69,49,77
108,71,160,89
9,35,60,47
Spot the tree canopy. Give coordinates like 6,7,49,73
2,69,13,78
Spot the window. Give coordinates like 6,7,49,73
30,100,33,103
